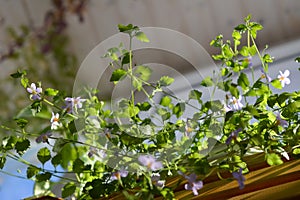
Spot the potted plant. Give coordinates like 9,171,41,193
1,15,300,200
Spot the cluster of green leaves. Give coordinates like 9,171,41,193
1,16,300,200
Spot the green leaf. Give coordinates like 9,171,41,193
238,73,250,90
266,153,283,166
173,103,185,118
271,79,282,89
10,70,26,78
73,158,85,173
27,165,41,179
160,96,172,107
110,69,127,82
118,24,138,33
36,172,52,182
263,54,273,63
121,52,130,65
240,46,249,57
37,147,51,165
234,24,247,32
51,153,62,167
0,156,6,169
14,118,28,129
44,88,59,96
3,136,18,150
200,76,214,87
135,31,149,42
189,90,202,102
136,102,151,111
292,148,300,155
21,77,29,88
134,65,152,81
62,182,76,198
53,138,68,153
295,57,300,63
159,76,174,86
232,30,241,40
15,138,30,155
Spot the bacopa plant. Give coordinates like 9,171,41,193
1,15,300,199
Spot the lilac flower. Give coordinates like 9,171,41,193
276,114,288,127
224,104,232,112
138,155,163,171
64,97,86,113
226,128,242,145
151,173,165,188
232,168,245,189
184,173,203,196
88,146,106,159
230,96,243,110
26,83,42,100
50,112,62,130
260,68,272,82
278,70,291,88
36,131,52,143
111,170,128,181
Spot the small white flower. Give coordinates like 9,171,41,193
230,96,243,110
50,112,62,130
277,70,290,88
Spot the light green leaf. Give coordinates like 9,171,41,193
135,31,149,42
266,153,283,166
37,147,51,165
159,76,174,86
160,96,172,107
200,76,214,87
110,69,127,82
271,79,282,89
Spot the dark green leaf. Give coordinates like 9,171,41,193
238,73,250,90
15,138,30,155
0,156,6,169
110,69,127,82
36,172,52,182
26,165,40,179
73,158,85,173
10,70,26,78
37,147,51,165
118,24,137,33
295,57,300,63
121,52,130,65
51,153,62,167
62,182,76,198
136,102,151,111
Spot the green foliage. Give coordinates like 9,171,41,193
62,182,76,198
37,147,51,165
1,17,300,200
